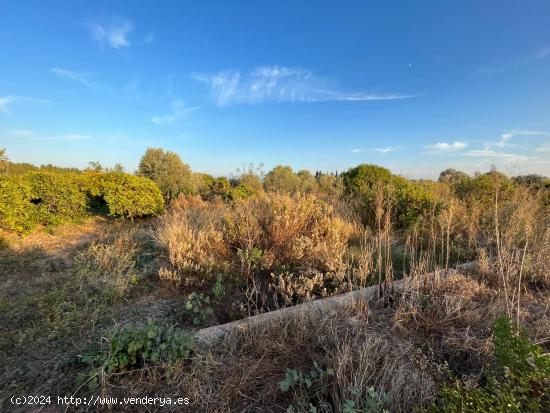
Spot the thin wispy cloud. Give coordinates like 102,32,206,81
476,46,550,76
351,148,362,153
0,95,52,115
191,65,418,106
50,68,93,88
151,99,200,125
8,129,91,141
40,134,91,141
463,149,530,162
10,129,37,137
424,141,468,151
489,130,550,148
90,20,133,50
375,146,398,154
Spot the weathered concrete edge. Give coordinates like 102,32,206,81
196,262,477,346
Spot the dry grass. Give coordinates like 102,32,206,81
155,195,228,286
123,267,545,413
165,307,439,412
2,178,549,412
393,273,501,374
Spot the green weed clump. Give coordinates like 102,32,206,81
279,361,390,413
426,316,550,413
185,292,214,326
78,320,194,388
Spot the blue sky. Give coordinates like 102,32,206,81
1,0,550,178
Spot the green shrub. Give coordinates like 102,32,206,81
138,147,195,200
25,171,88,226
395,181,438,227
452,171,516,205
0,171,91,233
342,164,394,196
264,165,302,193
100,172,164,219
0,175,37,232
297,169,319,193
425,316,550,412
238,172,264,193
78,320,195,388
227,184,255,200
193,172,215,197
342,164,436,227
208,177,231,198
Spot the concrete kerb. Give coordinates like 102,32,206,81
196,262,478,346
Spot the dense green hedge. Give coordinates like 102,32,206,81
26,171,88,226
0,171,164,233
100,172,164,219
0,175,36,233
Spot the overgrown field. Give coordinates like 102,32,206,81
1,148,549,412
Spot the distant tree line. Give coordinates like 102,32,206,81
2,145,549,233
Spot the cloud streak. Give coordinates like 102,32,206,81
8,129,91,141
0,95,52,115
476,46,550,76
191,66,418,106
463,149,530,163
10,129,37,137
50,68,93,87
151,99,200,124
40,134,91,141
375,146,399,154
90,20,132,50
489,130,550,148
425,141,468,151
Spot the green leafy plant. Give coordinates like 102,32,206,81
78,320,194,389
279,361,334,392
185,292,214,326
212,274,226,299
342,387,390,413
425,316,550,412
279,361,335,411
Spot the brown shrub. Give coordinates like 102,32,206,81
224,193,352,273
155,193,352,303
76,228,140,292
155,195,229,286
